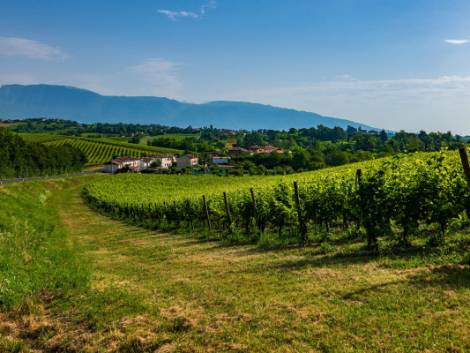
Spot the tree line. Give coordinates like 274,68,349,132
10,118,198,136
6,118,467,176
0,128,86,178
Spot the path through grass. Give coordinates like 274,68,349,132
58,179,470,352
1,177,469,352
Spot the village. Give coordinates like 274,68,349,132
102,145,285,173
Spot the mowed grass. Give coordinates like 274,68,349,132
1,176,470,352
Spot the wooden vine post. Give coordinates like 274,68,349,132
223,192,232,232
202,195,212,230
293,181,307,245
356,169,363,227
459,147,470,190
458,147,470,218
356,169,362,190
250,187,259,231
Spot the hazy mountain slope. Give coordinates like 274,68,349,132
0,84,376,130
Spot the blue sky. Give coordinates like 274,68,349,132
1,0,470,133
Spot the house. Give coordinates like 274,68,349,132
176,154,199,168
141,155,174,169
228,147,250,157
141,157,156,169
211,156,231,165
103,157,143,173
157,155,175,169
248,145,284,154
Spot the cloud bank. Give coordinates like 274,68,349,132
0,36,68,61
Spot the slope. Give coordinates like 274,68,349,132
0,84,377,130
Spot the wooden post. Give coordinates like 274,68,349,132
459,147,470,219
223,192,232,231
459,147,470,191
356,169,362,190
293,181,307,244
250,187,259,230
202,195,211,230
355,168,363,230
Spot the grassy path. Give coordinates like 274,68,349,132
55,180,470,353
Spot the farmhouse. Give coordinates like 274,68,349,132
103,157,143,173
176,154,199,168
103,154,177,173
141,155,175,169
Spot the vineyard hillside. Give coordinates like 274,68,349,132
19,133,182,165
84,158,375,204
83,150,470,250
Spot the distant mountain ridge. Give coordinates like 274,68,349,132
0,84,377,131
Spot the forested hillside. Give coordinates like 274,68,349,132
0,128,86,178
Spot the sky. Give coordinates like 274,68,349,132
0,0,470,133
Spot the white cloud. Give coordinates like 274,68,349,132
157,9,199,20
128,58,182,96
0,36,68,61
158,0,216,20
444,39,469,45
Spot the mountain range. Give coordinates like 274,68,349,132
0,84,376,131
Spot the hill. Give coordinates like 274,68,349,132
19,133,182,165
0,84,377,131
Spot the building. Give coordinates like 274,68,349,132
141,155,174,169
157,155,175,169
248,145,284,154
176,155,199,168
211,156,231,165
103,157,143,173
228,147,250,157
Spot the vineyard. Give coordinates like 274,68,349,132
83,149,470,248
19,133,182,165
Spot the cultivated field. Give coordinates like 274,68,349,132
19,133,182,165
1,176,469,352
83,151,470,250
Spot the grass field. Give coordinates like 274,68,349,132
0,175,469,352
144,133,199,142
18,132,69,143
83,136,182,154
